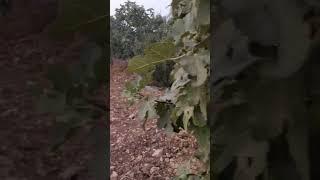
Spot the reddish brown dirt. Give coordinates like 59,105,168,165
110,61,205,180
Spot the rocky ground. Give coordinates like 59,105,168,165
110,61,205,180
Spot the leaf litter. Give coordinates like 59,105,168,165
110,61,206,179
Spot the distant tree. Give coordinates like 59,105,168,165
110,1,169,59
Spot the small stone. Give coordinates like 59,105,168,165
152,149,163,157
129,113,135,119
141,163,151,173
111,171,118,180
182,148,188,153
150,167,160,174
170,162,177,168
160,157,163,162
59,166,82,179
136,155,142,162
129,172,134,178
165,158,170,162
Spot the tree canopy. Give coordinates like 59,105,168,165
111,1,169,59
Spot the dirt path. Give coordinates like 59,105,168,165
110,62,204,180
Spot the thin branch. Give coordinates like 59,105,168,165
67,14,108,31
133,53,187,71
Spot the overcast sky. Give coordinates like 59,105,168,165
110,0,172,16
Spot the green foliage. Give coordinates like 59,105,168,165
174,161,207,180
128,41,176,74
152,60,175,87
127,0,210,178
110,1,170,59
138,97,158,128
127,40,178,89
211,0,320,180
122,75,145,105
35,1,108,178
36,42,107,150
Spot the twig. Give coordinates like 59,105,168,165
133,53,187,71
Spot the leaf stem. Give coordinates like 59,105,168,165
133,54,187,71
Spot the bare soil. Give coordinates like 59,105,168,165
110,61,205,180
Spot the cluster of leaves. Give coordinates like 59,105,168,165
35,0,108,150
36,1,108,178
152,60,175,87
127,0,210,178
121,75,148,105
110,1,170,59
211,0,320,180
36,42,107,151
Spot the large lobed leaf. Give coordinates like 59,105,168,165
127,41,176,74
